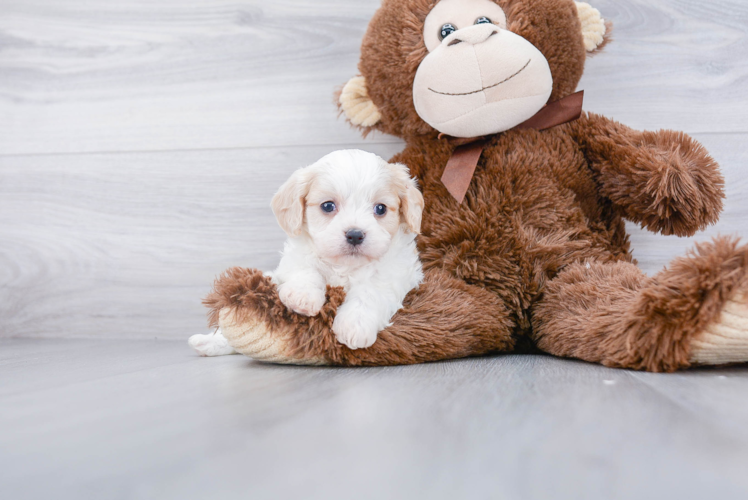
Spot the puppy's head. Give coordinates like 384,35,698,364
271,150,424,262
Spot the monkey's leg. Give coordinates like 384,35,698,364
531,236,748,372
204,267,516,366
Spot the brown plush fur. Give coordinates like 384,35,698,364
533,237,748,372
569,114,724,237
205,267,514,366
206,0,744,372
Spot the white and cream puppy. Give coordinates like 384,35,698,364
189,149,424,355
272,149,424,349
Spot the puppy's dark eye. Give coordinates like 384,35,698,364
475,16,492,25
374,204,387,216
321,201,336,213
439,23,457,41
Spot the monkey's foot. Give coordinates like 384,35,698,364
204,267,338,366
691,289,748,366
219,308,328,366
205,267,515,367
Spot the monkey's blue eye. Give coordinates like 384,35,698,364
374,204,387,216
321,201,336,213
439,23,457,41
475,17,492,25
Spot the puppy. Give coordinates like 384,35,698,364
272,149,424,349
189,149,424,356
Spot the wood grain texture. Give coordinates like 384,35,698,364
580,0,748,134
0,143,404,339
2,2,747,495
0,0,747,156
0,133,744,339
0,0,747,340
0,0,395,155
2,339,748,499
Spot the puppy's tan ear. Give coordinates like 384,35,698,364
575,2,611,54
403,182,425,234
389,162,424,234
271,168,310,237
339,76,382,128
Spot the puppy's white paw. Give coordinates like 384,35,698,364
333,309,379,350
278,284,326,316
188,332,238,357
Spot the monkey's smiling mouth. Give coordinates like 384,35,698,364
428,59,532,96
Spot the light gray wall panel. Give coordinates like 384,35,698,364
0,143,405,338
0,0,745,338
0,0,392,155
0,133,744,339
0,0,746,156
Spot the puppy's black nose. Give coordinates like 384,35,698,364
345,229,365,246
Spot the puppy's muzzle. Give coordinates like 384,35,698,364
345,229,365,246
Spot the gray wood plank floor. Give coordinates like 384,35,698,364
1,0,748,497
2,339,748,500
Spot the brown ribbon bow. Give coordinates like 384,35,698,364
440,90,585,204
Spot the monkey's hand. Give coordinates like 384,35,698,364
570,112,724,237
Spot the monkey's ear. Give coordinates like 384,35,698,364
339,76,382,128
575,2,611,53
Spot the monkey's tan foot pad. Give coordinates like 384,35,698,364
219,308,329,366
691,290,748,366
204,268,344,365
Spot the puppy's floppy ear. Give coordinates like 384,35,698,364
339,76,382,128
575,2,612,54
271,168,311,237
388,162,424,234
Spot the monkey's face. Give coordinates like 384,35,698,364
413,0,553,137
339,0,609,140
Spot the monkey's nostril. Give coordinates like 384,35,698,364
448,39,462,47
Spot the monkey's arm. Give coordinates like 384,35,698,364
568,112,725,237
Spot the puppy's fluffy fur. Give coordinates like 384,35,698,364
272,149,424,349
189,149,424,355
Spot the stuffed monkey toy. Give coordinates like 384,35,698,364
205,0,748,372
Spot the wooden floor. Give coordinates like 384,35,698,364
2,339,748,499
1,0,748,497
